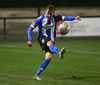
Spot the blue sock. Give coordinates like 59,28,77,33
35,59,49,77
49,44,59,56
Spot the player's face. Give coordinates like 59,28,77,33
45,9,54,19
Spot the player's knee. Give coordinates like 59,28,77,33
47,41,53,47
45,52,53,60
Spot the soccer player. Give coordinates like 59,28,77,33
27,5,80,80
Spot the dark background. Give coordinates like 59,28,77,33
0,0,100,8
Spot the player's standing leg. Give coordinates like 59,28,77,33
33,52,53,80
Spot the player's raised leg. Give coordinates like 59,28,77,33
47,41,66,59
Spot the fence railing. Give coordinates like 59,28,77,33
0,17,37,40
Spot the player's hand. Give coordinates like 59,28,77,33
76,16,81,20
27,41,32,47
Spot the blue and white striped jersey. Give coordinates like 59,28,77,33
28,14,76,42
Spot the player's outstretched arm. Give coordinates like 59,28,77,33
62,16,81,21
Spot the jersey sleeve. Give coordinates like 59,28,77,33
62,16,76,21
54,15,62,22
31,15,43,28
55,15,76,22
27,15,43,41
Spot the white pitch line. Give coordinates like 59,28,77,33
67,50,100,55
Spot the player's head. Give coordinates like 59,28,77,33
45,5,55,19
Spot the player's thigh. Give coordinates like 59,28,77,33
47,41,53,46
38,35,49,50
38,35,54,54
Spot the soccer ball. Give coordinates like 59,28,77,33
57,21,69,35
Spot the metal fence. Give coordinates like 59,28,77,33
0,17,38,41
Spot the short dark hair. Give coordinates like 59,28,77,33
47,5,55,12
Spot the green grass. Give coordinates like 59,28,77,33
0,40,100,85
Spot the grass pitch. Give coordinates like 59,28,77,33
0,40,100,85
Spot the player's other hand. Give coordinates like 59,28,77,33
76,16,81,20
27,41,32,47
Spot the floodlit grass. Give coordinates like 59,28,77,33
0,40,100,85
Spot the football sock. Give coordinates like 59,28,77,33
35,59,49,77
49,44,59,56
